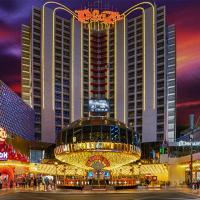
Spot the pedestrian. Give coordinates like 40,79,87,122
49,178,53,190
10,179,13,188
33,177,37,191
25,176,29,188
28,177,31,188
53,176,56,190
0,173,2,189
37,176,42,191
4,177,8,189
44,176,49,191
22,177,26,188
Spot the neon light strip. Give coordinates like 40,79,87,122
125,8,146,112
42,1,77,109
123,2,156,110
42,5,45,109
142,8,146,111
52,9,55,110
114,23,117,119
52,7,78,118
71,16,75,122
152,6,156,110
123,17,126,123
88,24,91,117
107,27,109,118
81,23,83,118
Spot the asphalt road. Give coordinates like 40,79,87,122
0,190,199,200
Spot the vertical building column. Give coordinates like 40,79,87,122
70,19,82,122
41,7,55,143
142,7,157,142
80,23,83,118
106,28,110,118
115,20,127,123
166,25,176,142
21,25,32,107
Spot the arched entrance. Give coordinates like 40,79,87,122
0,167,14,188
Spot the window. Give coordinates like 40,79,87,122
55,102,61,108
55,110,61,116
33,34,40,40
157,34,164,41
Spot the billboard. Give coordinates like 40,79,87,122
89,99,109,113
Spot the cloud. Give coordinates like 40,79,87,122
0,0,34,25
3,45,21,57
9,83,21,95
177,100,200,108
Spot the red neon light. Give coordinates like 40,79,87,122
0,127,7,142
75,9,123,24
0,143,29,163
0,128,29,163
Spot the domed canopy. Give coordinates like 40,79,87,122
58,117,139,146
65,117,130,130
55,117,141,170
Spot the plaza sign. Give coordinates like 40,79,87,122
0,152,8,161
86,155,110,169
177,141,200,147
75,9,123,24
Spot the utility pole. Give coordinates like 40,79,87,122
190,133,193,187
54,162,58,189
189,114,195,187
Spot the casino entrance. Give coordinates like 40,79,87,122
0,167,14,188
54,117,141,190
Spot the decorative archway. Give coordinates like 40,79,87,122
0,167,14,181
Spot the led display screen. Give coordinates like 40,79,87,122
87,171,94,178
104,171,110,178
89,99,109,112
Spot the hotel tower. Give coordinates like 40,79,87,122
21,2,176,143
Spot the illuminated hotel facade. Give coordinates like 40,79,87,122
21,2,176,144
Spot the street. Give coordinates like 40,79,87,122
0,190,199,200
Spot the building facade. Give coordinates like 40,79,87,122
0,80,35,141
166,24,176,142
21,3,176,143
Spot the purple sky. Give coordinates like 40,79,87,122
0,0,200,126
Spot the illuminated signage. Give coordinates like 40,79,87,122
86,155,110,169
75,9,123,24
0,127,29,163
178,141,200,146
0,127,7,142
89,99,109,112
0,152,8,161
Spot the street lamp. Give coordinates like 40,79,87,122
120,168,122,179
138,162,142,183
189,114,195,187
130,163,134,178
54,162,58,189
63,165,66,185
190,133,193,187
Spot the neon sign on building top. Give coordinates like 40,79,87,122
75,9,123,24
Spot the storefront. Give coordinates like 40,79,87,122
0,127,30,188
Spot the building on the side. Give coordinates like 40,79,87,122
0,80,35,141
21,3,176,144
166,24,176,142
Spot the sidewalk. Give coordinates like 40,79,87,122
0,188,21,196
1,186,200,196
174,187,200,197
0,187,47,196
